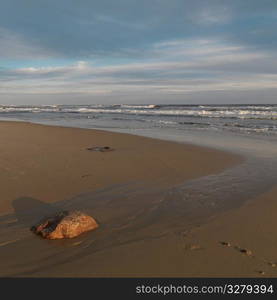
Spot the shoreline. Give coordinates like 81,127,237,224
0,120,276,277
0,118,245,158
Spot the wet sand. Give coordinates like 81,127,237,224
0,121,240,215
1,120,275,277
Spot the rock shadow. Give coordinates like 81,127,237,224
12,197,58,227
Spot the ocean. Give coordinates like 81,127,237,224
0,104,276,137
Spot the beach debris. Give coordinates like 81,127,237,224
238,248,252,256
185,244,202,251
258,270,266,275
233,245,252,256
0,239,21,247
71,241,83,247
86,146,114,152
268,262,276,267
220,241,231,247
31,210,98,239
81,174,92,178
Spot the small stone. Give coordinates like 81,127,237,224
258,270,265,275
31,210,98,239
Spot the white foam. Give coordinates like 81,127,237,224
0,104,276,121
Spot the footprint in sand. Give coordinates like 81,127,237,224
220,241,253,256
236,247,253,256
219,241,277,275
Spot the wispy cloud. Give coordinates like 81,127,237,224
1,0,277,104
1,38,277,102
0,27,56,59
191,6,233,25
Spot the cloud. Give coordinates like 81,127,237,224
1,38,277,104
13,60,90,76
1,0,276,60
0,1,277,104
0,27,56,59
190,5,233,25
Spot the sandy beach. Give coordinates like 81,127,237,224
0,121,276,277
0,121,240,215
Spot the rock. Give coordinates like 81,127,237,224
31,211,98,239
258,270,265,275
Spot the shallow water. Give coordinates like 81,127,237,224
0,154,276,276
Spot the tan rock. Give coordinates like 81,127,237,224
31,211,98,239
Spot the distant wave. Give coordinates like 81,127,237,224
118,104,159,109
0,104,276,136
0,104,276,121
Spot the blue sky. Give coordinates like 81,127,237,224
0,0,277,104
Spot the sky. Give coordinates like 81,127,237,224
0,0,277,105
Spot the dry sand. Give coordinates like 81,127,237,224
1,121,276,277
